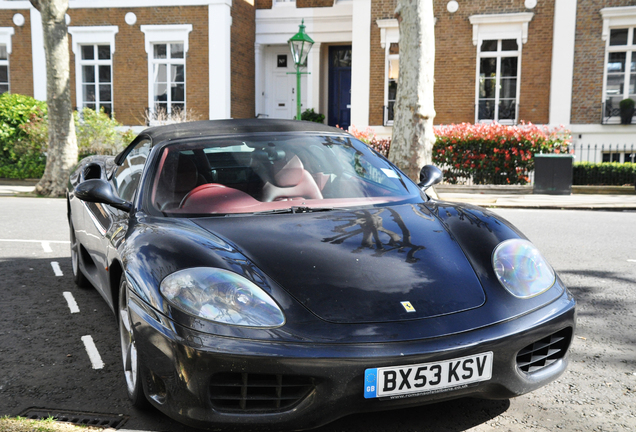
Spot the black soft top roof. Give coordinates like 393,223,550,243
115,119,345,165
144,119,341,142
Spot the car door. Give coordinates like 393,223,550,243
81,138,152,306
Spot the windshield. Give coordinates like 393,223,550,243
149,133,422,215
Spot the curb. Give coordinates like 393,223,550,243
434,184,636,195
0,178,39,186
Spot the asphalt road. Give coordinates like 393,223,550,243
0,197,635,431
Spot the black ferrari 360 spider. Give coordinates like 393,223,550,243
67,119,575,430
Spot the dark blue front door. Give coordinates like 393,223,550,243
328,46,352,130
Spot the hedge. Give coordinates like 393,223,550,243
0,96,136,179
0,93,48,179
573,162,636,186
433,122,571,185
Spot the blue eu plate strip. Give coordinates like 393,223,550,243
364,368,378,399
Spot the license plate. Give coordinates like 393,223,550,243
364,352,493,399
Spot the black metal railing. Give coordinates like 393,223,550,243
601,101,621,124
474,102,520,125
571,143,636,164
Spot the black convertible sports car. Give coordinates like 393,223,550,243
68,119,575,430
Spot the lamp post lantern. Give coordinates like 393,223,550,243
288,19,314,120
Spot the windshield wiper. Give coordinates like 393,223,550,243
253,206,339,215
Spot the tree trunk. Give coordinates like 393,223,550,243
30,0,77,197
388,0,436,182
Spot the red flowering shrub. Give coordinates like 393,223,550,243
433,122,571,185
347,125,391,157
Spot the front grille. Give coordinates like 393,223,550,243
210,372,314,413
516,327,573,373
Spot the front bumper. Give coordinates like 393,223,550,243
129,289,576,431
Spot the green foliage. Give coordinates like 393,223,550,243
433,122,571,185
0,98,136,179
0,93,48,145
301,108,325,123
75,107,135,158
619,98,635,110
573,162,636,186
0,94,48,179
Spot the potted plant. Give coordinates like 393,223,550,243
301,108,325,124
619,98,635,124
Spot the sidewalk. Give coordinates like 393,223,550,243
2,180,636,210
0,179,38,197
435,191,636,210
434,185,636,210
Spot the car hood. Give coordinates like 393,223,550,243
192,203,486,324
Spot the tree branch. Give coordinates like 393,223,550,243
29,0,42,12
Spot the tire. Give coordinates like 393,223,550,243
118,275,149,408
69,221,90,288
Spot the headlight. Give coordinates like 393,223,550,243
492,239,555,298
160,267,285,327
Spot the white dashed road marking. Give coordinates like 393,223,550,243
41,241,52,253
628,259,636,263
50,262,63,277
63,292,80,314
81,335,105,370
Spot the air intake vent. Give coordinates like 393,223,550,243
516,327,573,373
210,373,314,413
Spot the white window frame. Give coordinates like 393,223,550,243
469,13,533,125
476,39,521,125
0,44,9,94
141,25,192,118
601,6,636,124
0,27,14,94
377,19,398,126
68,26,118,115
273,0,296,6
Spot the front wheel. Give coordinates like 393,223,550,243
118,276,149,408
69,221,90,288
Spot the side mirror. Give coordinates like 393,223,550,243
418,165,443,191
74,179,132,213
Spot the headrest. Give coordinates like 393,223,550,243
273,156,304,188
253,147,285,162
174,156,199,192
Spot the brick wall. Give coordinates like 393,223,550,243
0,10,33,97
571,0,636,124
297,0,333,8
369,0,554,126
256,0,272,9
232,0,256,119
68,6,209,126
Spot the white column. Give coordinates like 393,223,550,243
254,42,263,116
350,0,371,128
549,0,577,126
307,42,321,112
30,6,46,101
209,0,232,119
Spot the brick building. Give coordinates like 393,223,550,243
0,0,635,155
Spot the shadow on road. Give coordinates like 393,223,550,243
0,255,510,432
314,398,510,432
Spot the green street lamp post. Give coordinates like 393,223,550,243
288,19,314,120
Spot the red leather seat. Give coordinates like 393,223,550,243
261,156,323,202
